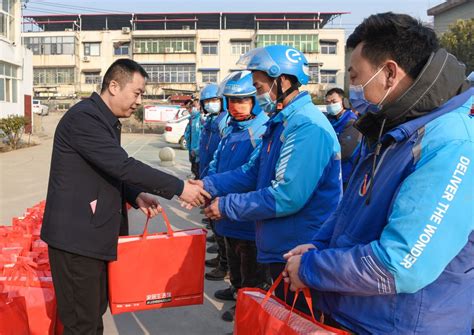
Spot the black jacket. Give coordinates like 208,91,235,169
41,93,184,260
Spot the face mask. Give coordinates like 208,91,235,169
229,103,252,121
349,65,391,116
326,102,343,116
204,101,221,114
256,81,276,115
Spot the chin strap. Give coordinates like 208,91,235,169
275,77,300,113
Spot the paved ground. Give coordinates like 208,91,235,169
0,111,234,334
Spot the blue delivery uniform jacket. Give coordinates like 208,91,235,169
199,111,228,178
299,49,474,334
328,109,360,185
204,92,342,263
207,112,268,241
183,110,202,160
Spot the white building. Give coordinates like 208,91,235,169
22,12,348,107
1,0,33,119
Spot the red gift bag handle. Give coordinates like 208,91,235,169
261,273,318,324
141,209,174,238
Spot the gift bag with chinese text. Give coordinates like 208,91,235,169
108,210,206,314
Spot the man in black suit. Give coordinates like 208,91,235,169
41,59,210,334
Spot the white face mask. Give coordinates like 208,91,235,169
326,102,343,116
204,101,221,114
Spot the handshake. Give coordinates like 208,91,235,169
178,180,222,219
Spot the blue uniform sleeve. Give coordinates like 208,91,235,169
203,143,261,197
299,140,473,295
207,138,223,176
220,122,338,222
184,122,191,151
311,209,340,250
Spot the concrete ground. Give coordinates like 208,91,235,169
0,111,234,334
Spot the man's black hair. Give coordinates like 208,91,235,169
326,88,345,98
101,59,148,93
347,12,439,79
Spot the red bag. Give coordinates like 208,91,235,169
0,293,30,335
108,210,206,314
234,274,350,335
0,259,58,335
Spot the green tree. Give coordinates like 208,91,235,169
0,115,27,150
440,18,473,74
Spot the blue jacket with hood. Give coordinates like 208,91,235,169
299,50,474,334
208,111,268,240
204,91,342,263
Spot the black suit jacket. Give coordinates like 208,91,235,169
41,93,184,260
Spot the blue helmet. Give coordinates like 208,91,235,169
199,83,224,114
221,70,262,116
237,45,310,85
199,83,220,102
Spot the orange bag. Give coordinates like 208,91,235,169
234,274,350,335
108,210,206,314
0,259,58,335
0,293,30,335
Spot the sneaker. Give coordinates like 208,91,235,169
221,305,236,322
205,268,227,281
205,257,219,268
206,243,219,254
206,234,215,243
214,287,236,301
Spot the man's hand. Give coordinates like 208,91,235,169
204,198,222,220
179,180,211,208
188,179,204,189
283,243,316,260
136,193,162,218
283,255,307,291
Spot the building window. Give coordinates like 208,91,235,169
231,41,251,55
256,34,319,53
84,72,102,84
142,64,196,83
320,70,337,84
84,42,100,56
308,64,319,83
201,71,218,83
0,61,18,102
320,41,337,54
24,36,75,55
114,42,129,56
33,67,75,85
201,42,218,55
133,37,195,54
0,0,15,41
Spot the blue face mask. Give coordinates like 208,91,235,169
255,81,276,115
349,65,391,116
326,102,343,116
204,101,221,114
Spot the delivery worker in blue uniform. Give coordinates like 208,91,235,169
324,88,361,188
183,99,202,179
199,83,230,281
284,13,474,334
206,70,270,322
198,45,342,313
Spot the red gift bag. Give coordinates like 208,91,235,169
0,293,30,335
0,259,58,335
234,274,350,335
108,210,206,314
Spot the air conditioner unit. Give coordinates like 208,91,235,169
165,47,174,53
83,56,90,62
182,25,190,30
122,27,131,34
